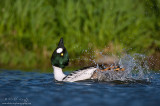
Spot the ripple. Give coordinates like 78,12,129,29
0,70,160,106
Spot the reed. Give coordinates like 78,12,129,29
0,0,159,70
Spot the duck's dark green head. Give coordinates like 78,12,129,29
51,38,69,68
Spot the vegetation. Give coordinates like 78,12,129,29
0,0,160,71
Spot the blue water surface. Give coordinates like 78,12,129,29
0,70,160,106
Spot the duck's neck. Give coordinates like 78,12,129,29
52,66,66,81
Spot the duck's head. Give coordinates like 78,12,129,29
51,38,69,68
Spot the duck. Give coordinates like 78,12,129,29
51,38,125,82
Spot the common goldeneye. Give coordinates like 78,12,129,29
51,38,125,82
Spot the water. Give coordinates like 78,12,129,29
0,54,160,106
0,70,160,106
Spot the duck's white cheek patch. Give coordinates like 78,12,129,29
56,48,63,53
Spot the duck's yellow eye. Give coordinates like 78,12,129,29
61,53,63,56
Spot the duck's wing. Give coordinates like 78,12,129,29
62,67,97,82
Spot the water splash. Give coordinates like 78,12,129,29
71,48,151,82
96,54,150,82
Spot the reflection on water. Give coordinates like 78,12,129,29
0,70,160,106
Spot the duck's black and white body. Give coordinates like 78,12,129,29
51,38,125,82
53,66,97,82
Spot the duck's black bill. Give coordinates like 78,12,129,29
58,38,64,47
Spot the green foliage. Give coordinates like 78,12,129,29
0,0,159,69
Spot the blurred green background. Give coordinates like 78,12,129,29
0,0,160,71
